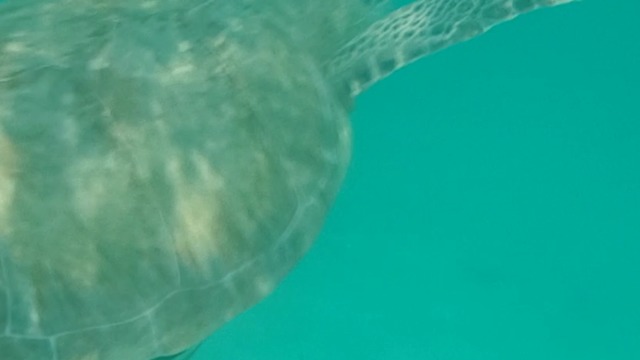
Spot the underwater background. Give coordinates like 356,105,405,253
194,1,639,359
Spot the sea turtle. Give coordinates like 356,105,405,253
0,0,573,359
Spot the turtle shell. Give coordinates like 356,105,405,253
0,0,365,358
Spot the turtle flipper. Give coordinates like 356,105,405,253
328,0,574,96
152,344,202,360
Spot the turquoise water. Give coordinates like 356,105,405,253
194,1,640,359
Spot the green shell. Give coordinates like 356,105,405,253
0,1,572,359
